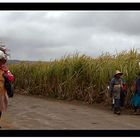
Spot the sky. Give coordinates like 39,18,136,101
0,11,140,61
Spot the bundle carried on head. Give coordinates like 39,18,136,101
0,50,6,60
0,41,9,61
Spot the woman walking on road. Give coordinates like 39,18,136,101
0,50,14,128
109,70,127,115
131,72,140,115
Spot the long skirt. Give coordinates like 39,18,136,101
0,92,8,112
131,93,140,107
114,99,121,108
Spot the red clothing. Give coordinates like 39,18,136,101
0,65,14,82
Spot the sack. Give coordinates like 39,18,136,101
122,84,127,92
3,73,14,97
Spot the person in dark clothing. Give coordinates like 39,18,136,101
131,72,140,115
109,70,127,115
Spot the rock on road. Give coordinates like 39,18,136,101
1,94,140,130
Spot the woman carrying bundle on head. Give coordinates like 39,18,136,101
0,49,14,128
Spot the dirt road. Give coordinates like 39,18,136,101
1,94,140,130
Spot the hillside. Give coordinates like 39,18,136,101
6,60,49,65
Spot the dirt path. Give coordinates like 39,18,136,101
1,94,140,130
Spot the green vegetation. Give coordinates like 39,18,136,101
8,49,140,105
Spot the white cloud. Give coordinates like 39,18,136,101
0,11,139,61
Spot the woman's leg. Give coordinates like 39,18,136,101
120,93,125,107
0,112,2,128
114,99,121,114
114,99,118,113
111,98,114,110
134,107,137,112
134,106,137,112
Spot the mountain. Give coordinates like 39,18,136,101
7,60,23,64
6,60,50,65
